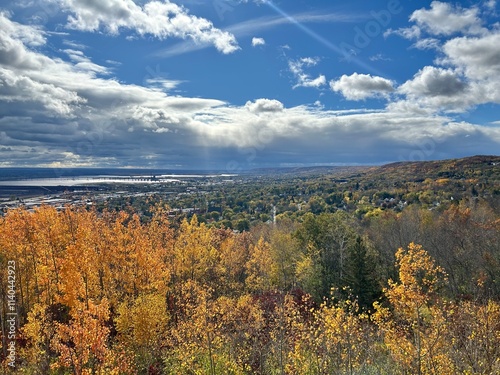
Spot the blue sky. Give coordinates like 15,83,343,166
0,0,499,169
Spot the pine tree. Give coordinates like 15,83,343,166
343,236,381,311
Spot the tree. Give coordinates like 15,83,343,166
115,293,169,371
295,212,357,298
236,219,250,232
288,295,375,375
445,299,500,374
308,196,326,214
246,238,274,293
343,236,381,311
373,243,451,375
51,298,133,374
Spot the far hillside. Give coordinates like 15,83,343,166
369,155,500,182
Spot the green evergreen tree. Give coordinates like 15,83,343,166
343,236,381,311
294,212,357,298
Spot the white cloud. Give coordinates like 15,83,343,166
245,98,284,113
0,13,226,166
485,0,497,9
441,32,500,81
410,1,486,36
288,57,326,89
330,73,394,101
413,38,440,50
251,37,265,47
369,53,391,62
154,11,359,58
193,101,500,165
384,25,421,40
56,0,240,54
144,77,184,92
62,39,88,49
63,49,111,76
385,2,490,51
0,67,83,117
384,1,500,114
391,30,500,113
0,11,46,47
300,75,326,88
238,0,269,4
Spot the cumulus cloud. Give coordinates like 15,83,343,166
399,66,466,97
385,1,500,113
0,68,83,117
288,57,326,89
386,2,488,48
393,30,500,113
251,37,265,47
330,73,394,101
245,98,284,113
410,1,486,36
441,32,500,80
55,0,240,54
396,66,477,112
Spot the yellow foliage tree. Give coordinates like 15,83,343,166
288,294,375,375
164,281,248,375
245,237,274,293
373,243,452,375
115,292,169,371
173,216,220,285
445,299,500,374
20,302,56,373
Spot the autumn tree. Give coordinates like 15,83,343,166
51,298,133,374
373,243,451,375
163,281,248,374
445,299,500,374
246,238,274,293
115,293,169,372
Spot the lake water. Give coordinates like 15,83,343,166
0,168,237,186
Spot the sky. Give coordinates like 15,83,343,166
0,0,499,170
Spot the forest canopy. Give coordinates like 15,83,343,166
0,195,499,374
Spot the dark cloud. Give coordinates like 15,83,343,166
400,66,466,97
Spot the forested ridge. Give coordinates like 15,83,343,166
99,155,499,230
0,157,499,374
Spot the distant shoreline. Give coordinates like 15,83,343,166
0,168,239,186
